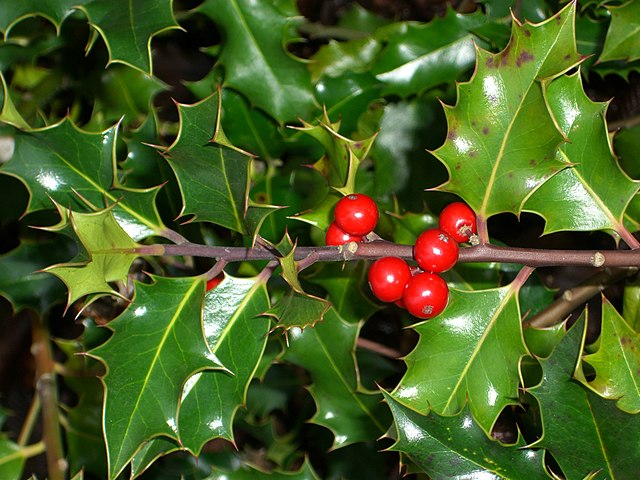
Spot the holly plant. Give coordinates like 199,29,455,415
2,0,640,479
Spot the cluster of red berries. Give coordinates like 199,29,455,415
325,194,477,320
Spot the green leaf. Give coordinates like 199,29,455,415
199,0,317,123
598,1,640,63
0,438,24,480
205,458,320,480
265,290,331,332
309,37,381,83
89,276,223,480
582,298,640,413
0,118,167,240
523,322,565,358
371,8,487,97
165,94,255,235
393,279,530,435
384,392,548,479
433,3,581,219
528,315,640,480
0,236,74,313
283,308,389,448
0,73,29,129
43,206,139,306
623,276,640,332
77,0,180,74
524,72,639,236
178,274,271,453
0,0,81,33
130,437,180,479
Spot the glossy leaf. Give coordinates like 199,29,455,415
372,9,487,97
199,0,317,123
0,438,24,480
0,117,167,240
433,2,581,219
528,316,640,480
164,94,253,234
524,72,639,235
284,308,388,447
179,274,271,453
265,290,331,332
523,322,566,358
130,437,180,479
77,0,180,74
623,276,640,332
90,276,223,479
582,298,640,413
309,37,381,82
393,279,530,435
43,206,139,306
384,392,547,479
598,1,640,63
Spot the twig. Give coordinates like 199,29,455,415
17,394,41,447
357,338,402,359
142,241,640,268
523,268,631,329
31,316,67,480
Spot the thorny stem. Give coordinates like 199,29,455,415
148,241,640,268
31,316,66,480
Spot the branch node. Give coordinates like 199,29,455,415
339,241,359,260
591,252,605,267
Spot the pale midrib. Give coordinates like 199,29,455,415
218,148,244,233
314,330,386,433
571,161,623,230
128,0,141,62
586,400,615,479
480,25,567,215
607,23,640,57
441,288,513,413
229,0,279,87
613,320,640,401
114,280,200,465
51,149,161,233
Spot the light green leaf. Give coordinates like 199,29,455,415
0,117,167,240
384,392,548,479
528,315,640,480
199,0,317,123
524,72,639,236
178,274,271,453
582,298,640,413
393,279,530,435
77,0,180,74
371,8,487,97
89,276,223,480
309,37,381,82
43,206,139,305
0,438,24,480
623,276,640,332
283,308,389,447
433,2,581,220
598,1,640,63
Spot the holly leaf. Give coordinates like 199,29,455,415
76,0,180,74
43,206,139,306
178,274,271,453
582,297,640,413
524,72,639,236
0,236,74,313
89,276,223,480
198,0,317,123
598,1,640,64
384,392,548,479
0,118,168,240
393,276,530,435
265,290,331,333
205,458,320,480
283,308,389,448
165,93,269,237
0,0,82,33
623,276,640,332
0,438,24,480
130,437,180,479
528,315,640,480
309,37,381,83
433,2,581,219
371,8,487,97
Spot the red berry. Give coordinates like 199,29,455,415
439,202,477,243
414,229,459,273
368,257,412,303
326,221,363,246
206,274,223,291
334,193,378,236
403,272,449,319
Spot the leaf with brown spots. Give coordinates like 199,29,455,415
433,2,582,221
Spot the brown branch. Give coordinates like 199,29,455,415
146,241,640,268
31,315,66,480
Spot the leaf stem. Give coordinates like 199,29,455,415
157,241,640,268
31,315,67,480
17,394,41,447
